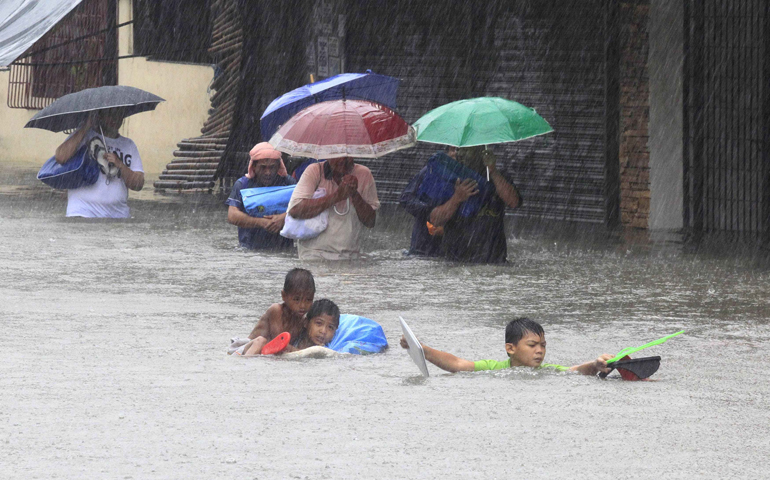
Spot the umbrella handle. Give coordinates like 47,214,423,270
333,198,351,216
99,126,108,150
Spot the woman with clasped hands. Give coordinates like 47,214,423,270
287,157,380,260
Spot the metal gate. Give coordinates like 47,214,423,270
487,2,608,223
684,0,770,236
6,0,116,110
345,0,610,224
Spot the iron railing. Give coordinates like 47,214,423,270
7,0,116,110
685,0,768,235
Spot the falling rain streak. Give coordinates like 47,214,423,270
2,0,770,479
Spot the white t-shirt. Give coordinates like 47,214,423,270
66,129,143,218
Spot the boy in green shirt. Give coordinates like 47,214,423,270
400,317,613,375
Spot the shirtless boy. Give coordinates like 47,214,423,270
242,268,315,355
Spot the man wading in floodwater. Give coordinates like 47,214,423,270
226,142,296,250
401,146,521,263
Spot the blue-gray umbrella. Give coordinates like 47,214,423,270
24,85,165,132
260,71,399,141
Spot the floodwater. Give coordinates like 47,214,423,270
2,173,769,479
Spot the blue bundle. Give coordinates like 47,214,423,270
241,185,296,217
326,314,388,355
416,152,494,217
37,145,100,190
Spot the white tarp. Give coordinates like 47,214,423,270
0,0,83,67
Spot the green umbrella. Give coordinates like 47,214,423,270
412,97,553,147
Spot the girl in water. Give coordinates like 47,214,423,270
289,299,340,351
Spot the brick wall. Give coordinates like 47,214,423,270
619,1,651,229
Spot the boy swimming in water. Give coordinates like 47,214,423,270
400,317,613,375
241,268,315,355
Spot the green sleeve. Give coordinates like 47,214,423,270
473,359,569,372
474,358,511,371
540,363,570,372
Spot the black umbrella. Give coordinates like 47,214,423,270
24,85,165,132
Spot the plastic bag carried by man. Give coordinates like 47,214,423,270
225,142,295,250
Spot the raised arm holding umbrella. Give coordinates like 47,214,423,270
54,108,144,192
427,147,521,229
27,85,164,218
287,157,376,228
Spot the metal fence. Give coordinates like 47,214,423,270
346,0,612,224
6,0,116,110
684,0,769,235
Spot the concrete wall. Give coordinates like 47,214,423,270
0,0,213,181
648,0,684,230
116,0,213,180
0,72,65,172
117,57,213,179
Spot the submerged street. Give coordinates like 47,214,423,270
1,177,768,479
2,0,770,478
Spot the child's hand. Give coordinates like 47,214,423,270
594,353,614,374
399,335,409,349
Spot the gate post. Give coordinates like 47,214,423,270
604,0,621,229
763,1,770,243
691,0,705,235
103,0,118,86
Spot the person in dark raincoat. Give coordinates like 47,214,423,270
399,146,458,257
400,146,522,263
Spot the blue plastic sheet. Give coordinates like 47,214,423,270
326,314,388,355
416,152,494,217
37,144,100,190
241,185,296,217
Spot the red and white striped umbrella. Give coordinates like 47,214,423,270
267,100,416,159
